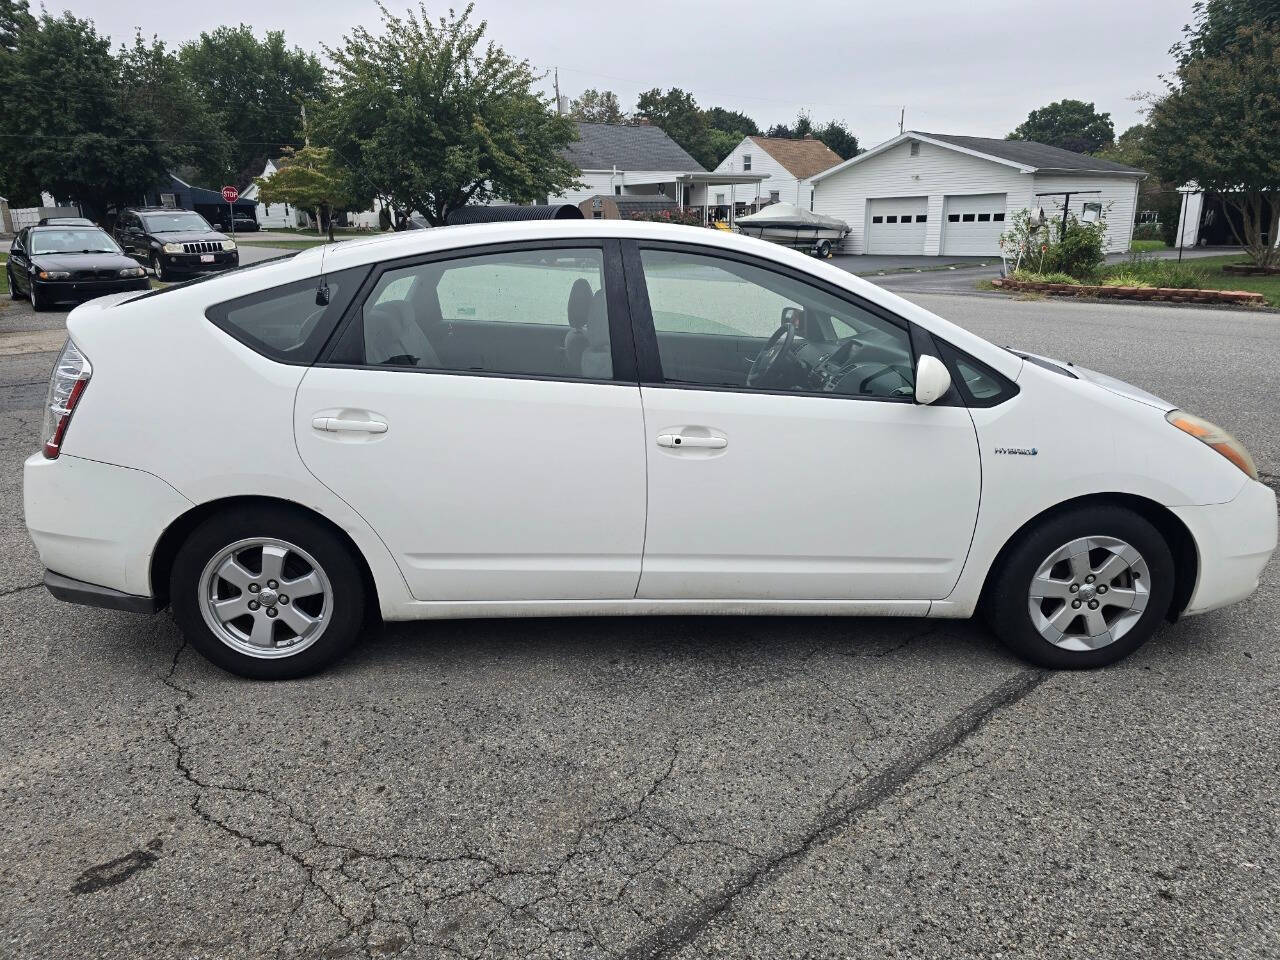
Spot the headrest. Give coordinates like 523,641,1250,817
567,278,593,329
586,289,609,347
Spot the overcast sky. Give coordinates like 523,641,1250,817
51,0,1191,147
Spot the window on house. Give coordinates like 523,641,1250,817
917,214,927,223
769,191,780,203
872,216,884,224
993,212,1005,222
742,154,752,171
1081,202,1103,223
962,213,976,222
910,141,920,156
614,185,621,196
977,213,991,222
948,214,960,222
886,215,898,223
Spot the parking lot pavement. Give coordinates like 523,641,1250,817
1,293,1277,959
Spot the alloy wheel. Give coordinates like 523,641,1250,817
198,537,332,659
1027,535,1150,651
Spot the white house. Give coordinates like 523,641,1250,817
708,135,843,213
550,122,764,221
242,158,312,230
810,131,1146,256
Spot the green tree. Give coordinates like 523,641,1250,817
704,107,758,137
1172,0,1280,64
569,88,625,124
0,12,171,215
635,87,714,169
177,25,327,187
320,3,581,226
255,146,352,235
0,0,33,53
814,119,859,160
118,32,231,179
707,128,743,167
1009,99,1115,154
1146,25,1280,267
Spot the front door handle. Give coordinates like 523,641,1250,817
313,416,388,434
656,434,727,449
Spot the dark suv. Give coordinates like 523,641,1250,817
115,208,239,281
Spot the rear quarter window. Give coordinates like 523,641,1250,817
205,265,369,364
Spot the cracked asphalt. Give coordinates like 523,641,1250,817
1,289,1278,959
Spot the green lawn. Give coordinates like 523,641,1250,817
1130,239,1170,253
237,237,346,250
1185,254,1280,307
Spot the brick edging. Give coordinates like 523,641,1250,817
990,277,1266,305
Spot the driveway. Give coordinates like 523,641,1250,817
1,291,1277,959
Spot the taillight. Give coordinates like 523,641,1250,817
41,340,92,459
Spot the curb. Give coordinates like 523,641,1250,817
990,277,1267,306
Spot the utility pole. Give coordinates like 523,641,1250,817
898,107,904,135
554,68,563,115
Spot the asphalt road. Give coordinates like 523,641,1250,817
1,289,1278,960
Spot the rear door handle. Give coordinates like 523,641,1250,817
656,434,727,449
312,416,388,434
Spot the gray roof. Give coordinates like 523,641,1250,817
563,122,706,173
916,132,1145,175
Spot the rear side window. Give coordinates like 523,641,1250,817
206,266,368,364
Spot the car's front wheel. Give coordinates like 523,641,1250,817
151,252,170,283
6,266,19,300
29,281,46,311
170,507,367,679
987,505,1174,669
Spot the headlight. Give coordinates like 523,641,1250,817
162,242,183,254
37,270,70,280
222,240,237,251
1167,410,1259,480
118,266,146,278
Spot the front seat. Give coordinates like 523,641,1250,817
363,301,440,367
579,290,612,379
564,278,593,372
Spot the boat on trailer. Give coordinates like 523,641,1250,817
734,203,850,257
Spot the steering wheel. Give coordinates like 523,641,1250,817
747,323,796,388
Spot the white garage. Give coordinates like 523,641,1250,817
809,131,1145,257
941,193,1008,255
866,197,928,255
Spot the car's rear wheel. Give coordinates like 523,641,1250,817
987,506,1174,669
170,507,366,679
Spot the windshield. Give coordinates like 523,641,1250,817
141,212,212,233
30,228,122,255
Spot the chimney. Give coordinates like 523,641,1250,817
803,133,815,140
635,117,651,125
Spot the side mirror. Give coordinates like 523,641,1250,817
914,354,952,405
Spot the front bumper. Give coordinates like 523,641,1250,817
36,277,150,302
1172,479,1278,615
24,453,193,600
159,250,238,275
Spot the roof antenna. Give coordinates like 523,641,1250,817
316,230,330,305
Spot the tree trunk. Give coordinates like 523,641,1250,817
1224,191,1280,269
315,208,323,236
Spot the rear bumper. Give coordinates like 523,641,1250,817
1172,479,1278,615
44,570,160,614
24,453,193,599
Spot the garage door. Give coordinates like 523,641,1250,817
866,197,927,255
941,194,1007,255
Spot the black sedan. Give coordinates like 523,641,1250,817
6,225,150,311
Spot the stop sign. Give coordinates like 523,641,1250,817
221,185,239,204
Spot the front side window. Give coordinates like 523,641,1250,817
333,247,612,380
638,248,914,399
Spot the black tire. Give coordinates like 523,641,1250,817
29,281,46,311
986,505,1174,669
170,506,367,680
6,267,19,300
151,252,167,283
817,240,833,259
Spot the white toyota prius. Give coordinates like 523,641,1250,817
24,220,1277,679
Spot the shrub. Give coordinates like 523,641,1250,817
1000,207,1108,281
1011,270,1081,285
1132,222,1163,241
1100,271,1150,287
627,208,704,226
1099,255,1207,289
378,205,392,231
